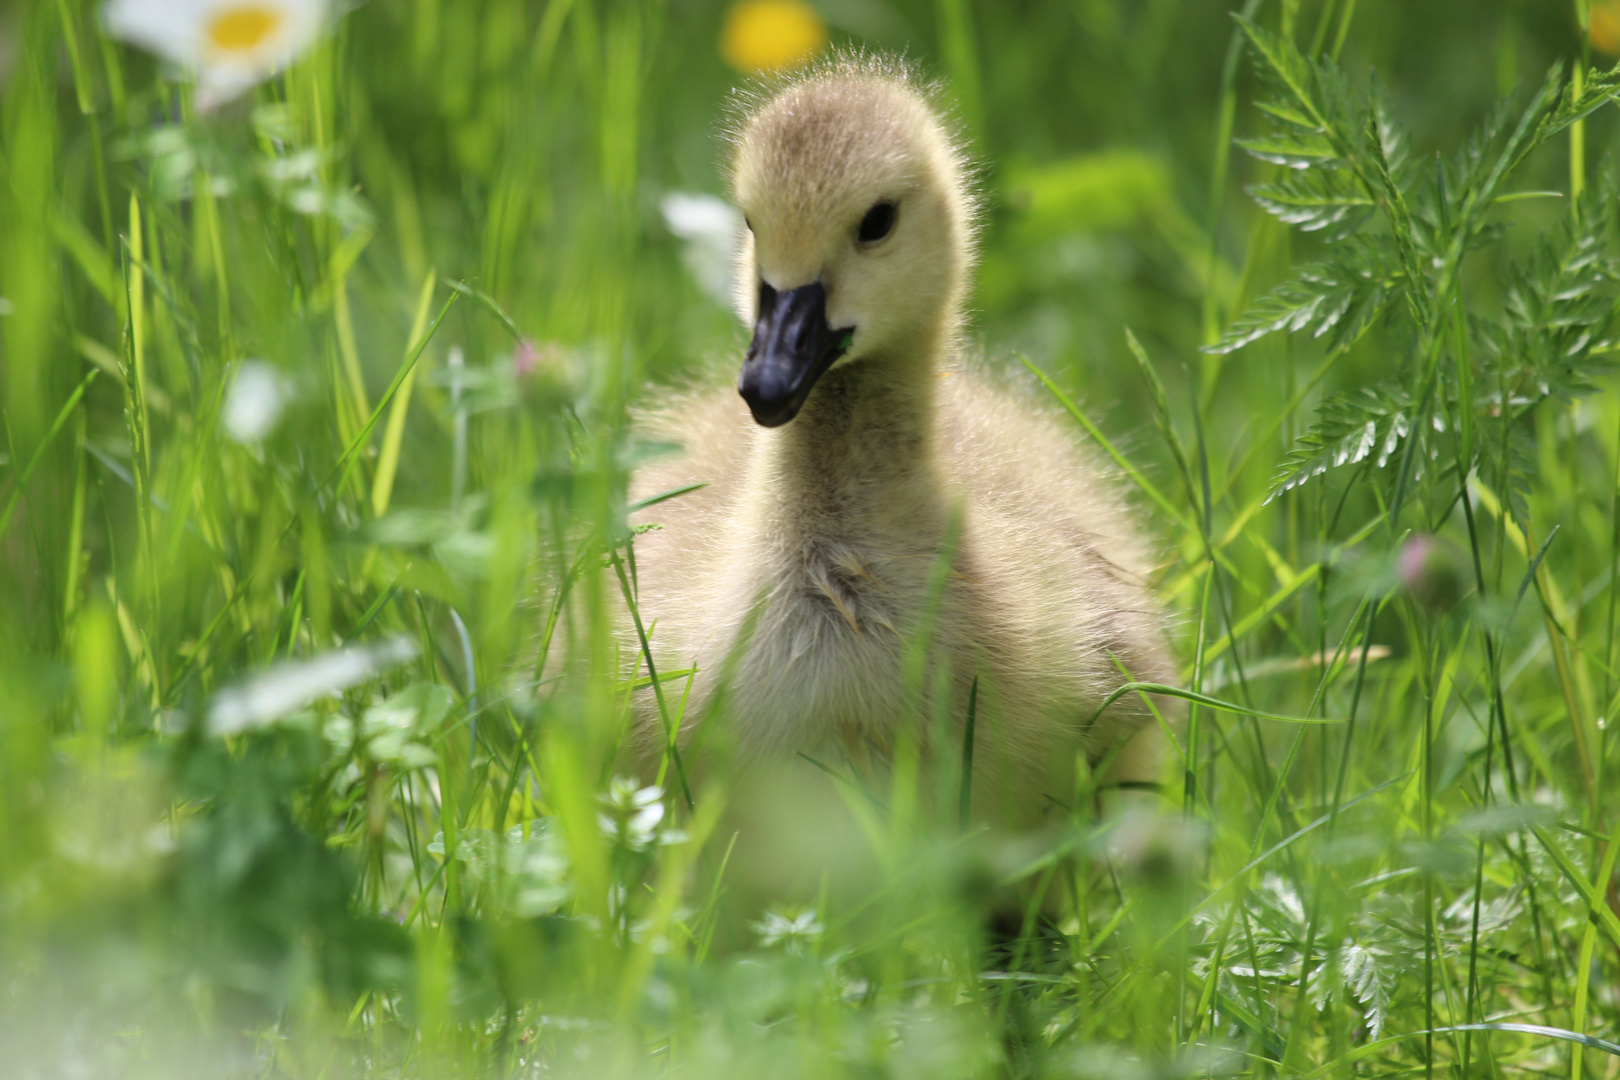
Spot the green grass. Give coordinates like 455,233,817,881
3,0,1620,1076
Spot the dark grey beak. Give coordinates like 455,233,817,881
738,281,852,427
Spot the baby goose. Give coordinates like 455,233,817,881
629,57,1172,830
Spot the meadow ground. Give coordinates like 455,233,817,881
3,0,1620,1076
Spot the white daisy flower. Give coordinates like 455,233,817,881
103,0,328,108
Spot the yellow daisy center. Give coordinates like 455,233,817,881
206,5,284,54
720,0,826,74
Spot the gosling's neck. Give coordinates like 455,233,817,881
751,328,951,548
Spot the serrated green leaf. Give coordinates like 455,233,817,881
1235,14,1329,131
1268,382,1414,500
1443,93,1517,210
1205,238,1401,355
1235,134,1342,170
1481,185,1619,402
1366,76,1409,181
1254,99,1319,129
1541,58,1620,140
1475,424,1536,531
1249,173,1374,232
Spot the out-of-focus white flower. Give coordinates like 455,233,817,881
103,0,328,108
223,359,287,444
208,638,417,736
660,192,743,308
751,905,822,953
599,777,683,852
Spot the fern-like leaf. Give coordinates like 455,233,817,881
1473,422,1535,529
1268,382,1414,500
1540,57,1620,141
1248,172,1374,234
1236,133,1341,170
1478,186,1619,401
1205,237,1401,355
1234,14,1364,171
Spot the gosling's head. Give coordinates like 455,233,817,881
728,58,976,427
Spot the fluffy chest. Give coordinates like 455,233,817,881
718,538,936,755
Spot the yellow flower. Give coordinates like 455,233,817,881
720,0,827,74
103,0,327,108
1593,1,1620,57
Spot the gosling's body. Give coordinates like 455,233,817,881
627,58,1171,828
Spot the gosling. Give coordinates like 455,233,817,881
627,56,1172,831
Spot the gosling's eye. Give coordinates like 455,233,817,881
857,201,897,244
